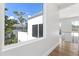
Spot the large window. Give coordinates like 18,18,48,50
32,24,38,37
5,3,43,45
32,24,43,38
72,21,79,32
39,24,43,37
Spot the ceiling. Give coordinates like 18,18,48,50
57,3,76,10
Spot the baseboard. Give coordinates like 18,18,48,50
42,42,59,56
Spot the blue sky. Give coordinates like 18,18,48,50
5,3,43,18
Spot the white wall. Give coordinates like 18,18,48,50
28,15,43,39
18,32,28,42
0,3,59,56
18,15,43,42
61,18,72,32
59,3,79,32
59,3,79,43
0,3,4,51
61,16,79,32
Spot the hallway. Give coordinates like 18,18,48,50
49,41,79,56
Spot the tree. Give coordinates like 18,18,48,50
13,11,26,31
13,11,26,24
5,8,18,33
5,19,16,33
5,8,18,45
5,8,8,11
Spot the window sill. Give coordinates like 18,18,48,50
2,38,44,52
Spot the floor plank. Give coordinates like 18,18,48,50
49,41,79,56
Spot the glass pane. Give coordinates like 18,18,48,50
5,3,43,45
39,24,43,37
32,25,38,37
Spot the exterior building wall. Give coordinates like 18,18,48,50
28,15,43,40
0,3,59,56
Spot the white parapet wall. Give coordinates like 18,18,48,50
28,15,43,39
18,31,37,42
18,32,28,42
0,3,4,51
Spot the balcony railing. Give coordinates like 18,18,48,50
60,31,79,43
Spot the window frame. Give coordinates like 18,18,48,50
0,3,46,52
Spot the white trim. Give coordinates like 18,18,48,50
42,42,59,56
37,24,39,38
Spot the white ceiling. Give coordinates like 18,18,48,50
58,3,76,10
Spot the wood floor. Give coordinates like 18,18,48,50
49,41,79,56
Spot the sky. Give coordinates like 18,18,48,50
5,3,43,19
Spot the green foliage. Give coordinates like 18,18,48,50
5,19,18,45
5,8,14,33
5,19,16,33
13,11,28,32
13,11,26,24
5,37,17,45
5,8,18,45
5,32,18,45
5,8,28,45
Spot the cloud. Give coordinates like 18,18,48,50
8,16,15,20
27,15,31,18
